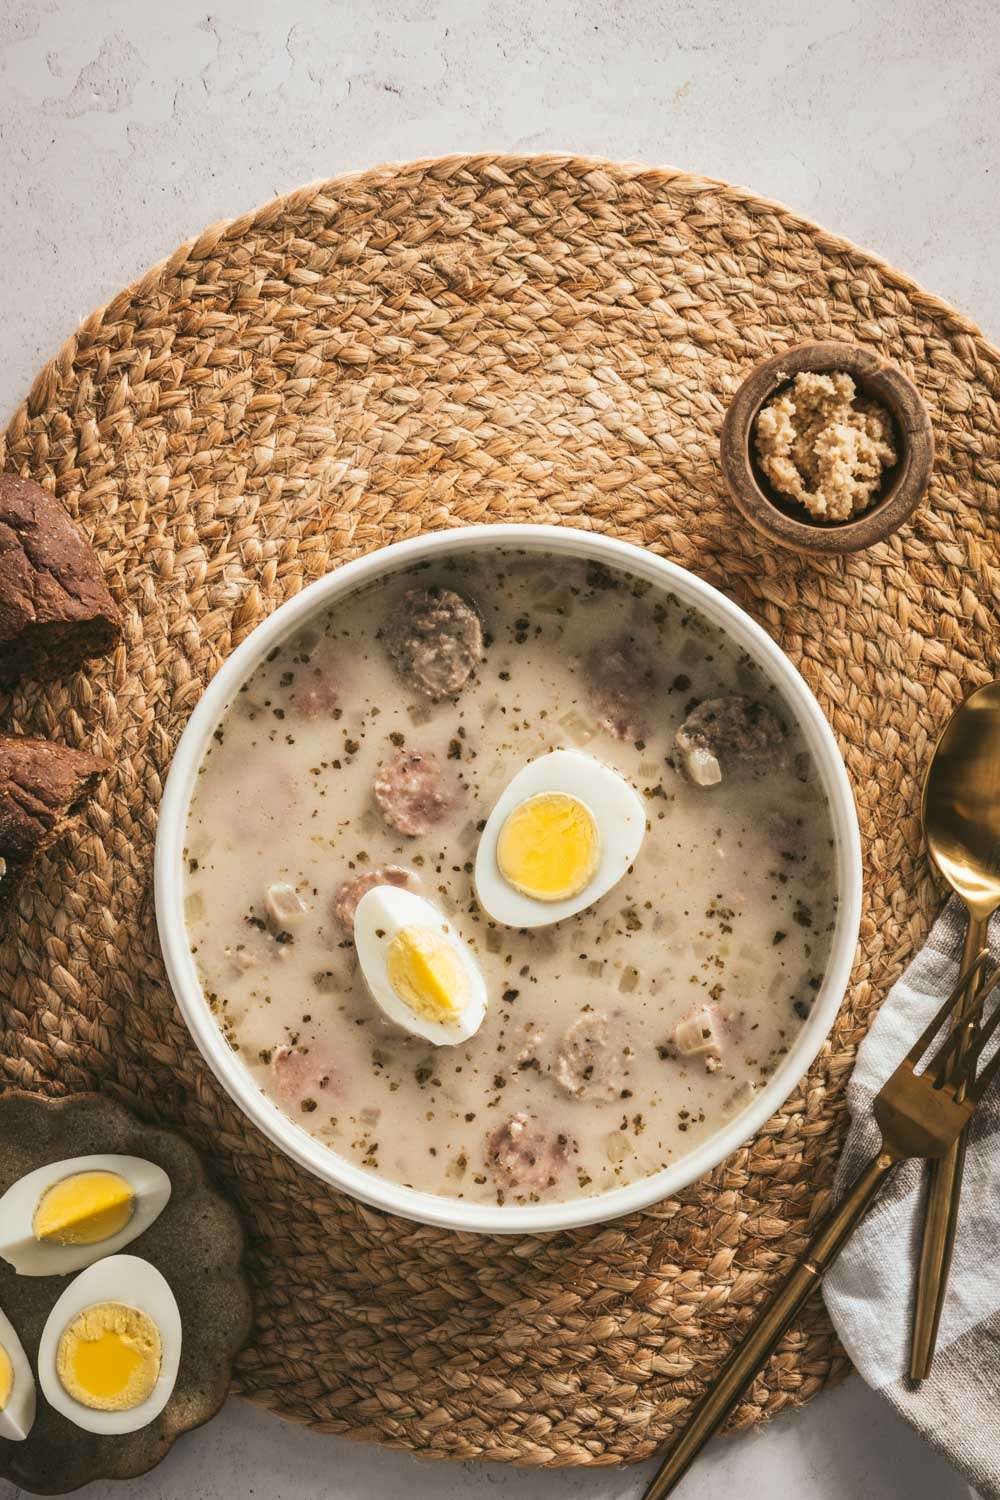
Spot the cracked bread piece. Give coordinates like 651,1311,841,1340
0,734,108,912
0,473,121,683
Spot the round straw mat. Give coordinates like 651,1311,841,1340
2,155,999,1468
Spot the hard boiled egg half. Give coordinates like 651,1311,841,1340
0,1306,35,1441
0,1155,171,1277
38,1255,181,1435
354,886,487,1046
475,749,646,928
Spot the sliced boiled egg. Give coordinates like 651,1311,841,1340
38,1254,181,1434
0,1306,35,1441
475,749,646,928
0,1156,171,1277
354,886,487,1046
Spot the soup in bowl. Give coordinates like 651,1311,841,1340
155,526,861,1233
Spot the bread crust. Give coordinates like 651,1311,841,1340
0,474,121,683
0,734,108,911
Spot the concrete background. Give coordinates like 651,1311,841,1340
0,0,993,1495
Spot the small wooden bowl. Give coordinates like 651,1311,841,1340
720,341,934,556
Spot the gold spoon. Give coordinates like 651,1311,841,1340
911,678,1000,1379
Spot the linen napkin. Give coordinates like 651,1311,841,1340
823,898,1000,1499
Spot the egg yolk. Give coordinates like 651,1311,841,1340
33,1171,135,1246
0,1343,12,1411
56,1302,161,1412
387,926,467,1021
496,792,600,901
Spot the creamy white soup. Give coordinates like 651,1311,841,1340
184,550,836,1206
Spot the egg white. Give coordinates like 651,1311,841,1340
0,1305,35,1441
37,1254,182,1435
0,1156,172,1277
354,886,488,1046
474,750,647,928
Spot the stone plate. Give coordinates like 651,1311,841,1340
0,1091,252,1494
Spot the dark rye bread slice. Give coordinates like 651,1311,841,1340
0,734,108,913
0,473,122,683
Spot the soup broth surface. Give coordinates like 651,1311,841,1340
184,550,837,1205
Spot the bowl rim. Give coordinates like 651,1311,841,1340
155,523,862,1235
720,339,934,556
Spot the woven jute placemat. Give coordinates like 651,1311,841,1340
2,155,999,1467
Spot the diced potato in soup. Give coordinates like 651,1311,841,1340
183,552,836,1206
674,1005,724,1070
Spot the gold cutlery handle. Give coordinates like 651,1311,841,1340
910,914,987,1380
642,1150,898,1500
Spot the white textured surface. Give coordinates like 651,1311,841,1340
0,0,992,1494
0,1379,968,1500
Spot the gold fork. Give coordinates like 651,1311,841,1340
642,949,1000,1500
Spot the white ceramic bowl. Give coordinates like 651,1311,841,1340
156,525,862,1235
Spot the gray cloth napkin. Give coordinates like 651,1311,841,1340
823,898,1000,1499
